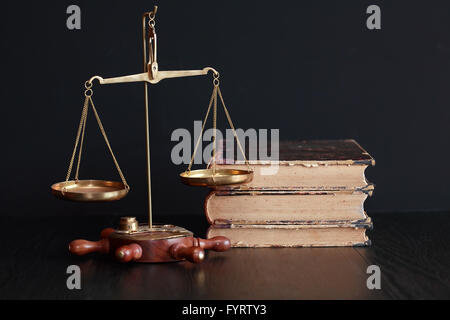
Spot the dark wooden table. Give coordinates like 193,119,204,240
1,212,449,299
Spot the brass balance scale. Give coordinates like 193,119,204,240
50,7,253,263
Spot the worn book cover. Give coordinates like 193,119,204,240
205,189,373,225
207,218,372,248
214,139,375,190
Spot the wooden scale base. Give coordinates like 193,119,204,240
69,217,230,263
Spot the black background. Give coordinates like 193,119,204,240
3,0,450,218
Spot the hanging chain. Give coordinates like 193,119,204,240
212,74,218,174
74,89,90,180
147,10,157,70
65,82,91,181
88,96,129,189
187,85,216,173
217,86,251,170
65,82,129,189
148,10,156,28
186,72,251,174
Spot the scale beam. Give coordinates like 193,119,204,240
88,67,218,85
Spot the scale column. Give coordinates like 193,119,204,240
144,81,153,230
143,9,158,230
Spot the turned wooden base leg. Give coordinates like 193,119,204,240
198,236,231,251
68,227,114,256
69,238,110,255
169,244,205,263
115,243,143,263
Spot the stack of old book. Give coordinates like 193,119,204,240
206,139,375,247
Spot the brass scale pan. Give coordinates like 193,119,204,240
51,81,132,202
179,168,253,187
51,180,129,202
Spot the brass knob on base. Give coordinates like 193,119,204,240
118,217,139,233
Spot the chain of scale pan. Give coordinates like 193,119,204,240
65,81,129,189
186,73,251,173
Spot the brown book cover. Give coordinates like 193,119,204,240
206,218,372,248
204,189,372,225
214,139,375,190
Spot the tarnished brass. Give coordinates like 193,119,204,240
51,82,129,202
179,81,253,187
118,217,139,232
180,168,253,187
111,223,193,241
88,68,218,86
51,180,129,202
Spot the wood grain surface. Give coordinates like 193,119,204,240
0,212,449,299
